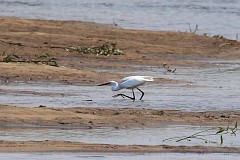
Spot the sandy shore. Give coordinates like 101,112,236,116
0,105,239,153
1,140,240,153
0,17,239,84
0,105,239,128
0,17,240,153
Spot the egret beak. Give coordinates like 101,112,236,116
97,82,110,86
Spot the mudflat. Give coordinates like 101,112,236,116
0,17,240,153
0,105,239,128
0,17,239,84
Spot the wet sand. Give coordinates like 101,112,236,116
1,140,240,153
0,17,239,84
0,105,240,152
0,17,240,153
0,105,239,128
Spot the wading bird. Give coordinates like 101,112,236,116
98,76,154,101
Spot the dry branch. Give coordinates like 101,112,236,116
0,39,24,46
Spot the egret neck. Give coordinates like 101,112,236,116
109,81,121,91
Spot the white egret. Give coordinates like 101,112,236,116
98,76,154,101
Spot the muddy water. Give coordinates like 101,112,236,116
0,124,239,147
0,61,240,111
0,152,239,160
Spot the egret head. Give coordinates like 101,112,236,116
98,81,119,91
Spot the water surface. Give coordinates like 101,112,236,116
0,0,239,39
0,152,239,160
0,124,239,147
0,61,239,111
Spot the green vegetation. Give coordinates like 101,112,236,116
163,122,238,145
70,42,123,56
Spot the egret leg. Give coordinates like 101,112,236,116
112,89,135,101
132,89,135,101
136,87,144,100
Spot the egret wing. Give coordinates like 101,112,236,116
119,76,147,89
140,76,154,81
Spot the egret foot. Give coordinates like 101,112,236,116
112,94,125,99
112,93,135,101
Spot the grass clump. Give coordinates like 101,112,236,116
70,42,123,56
0,52,59,67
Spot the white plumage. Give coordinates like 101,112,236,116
98,76,154,100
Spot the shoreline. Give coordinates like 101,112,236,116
0,105,239,128
0,17,239,84
0,17,240,153
1,140,240,153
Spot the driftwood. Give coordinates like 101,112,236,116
219,43,232,48
0,39,24,46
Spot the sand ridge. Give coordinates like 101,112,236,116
0,17,240,153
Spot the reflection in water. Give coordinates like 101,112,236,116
0,61,240,111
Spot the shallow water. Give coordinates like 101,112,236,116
0,0,239,39
1,124,239,159
0,61,239,111
0,124,239,147
0,152,239,160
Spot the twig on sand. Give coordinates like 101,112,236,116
0,39,24,46
163,63,176,73
0,53,59,67
188,24,198,34
163,122,238,145
219,43,232,48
